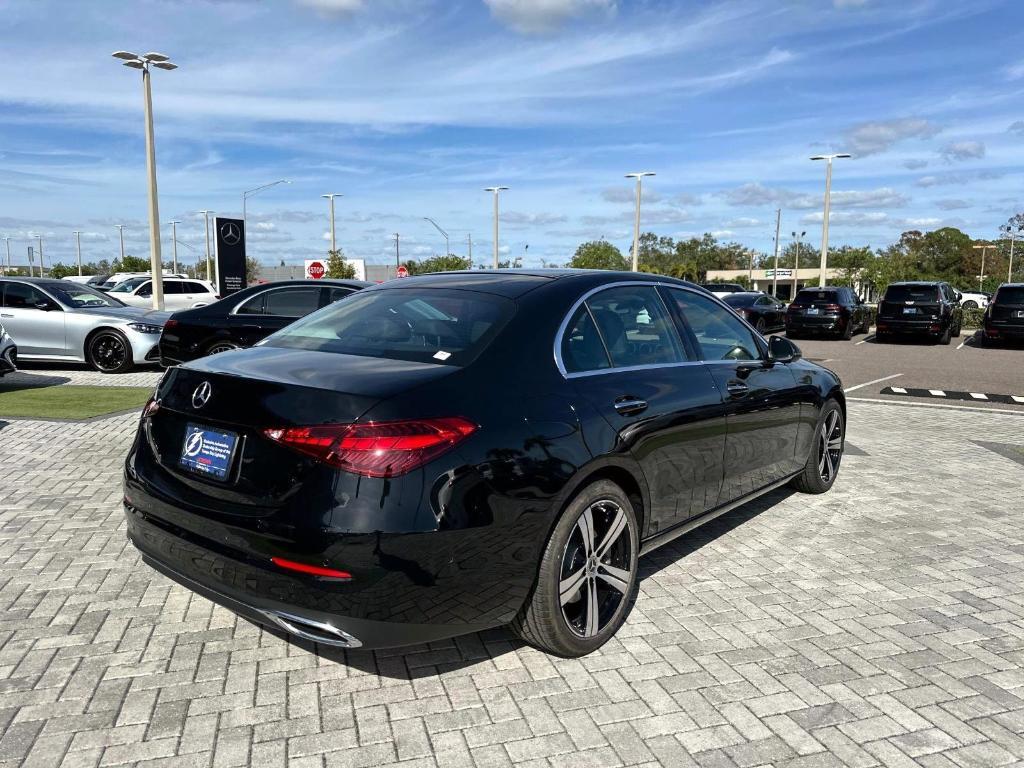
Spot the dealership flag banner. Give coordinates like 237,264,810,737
214,217,247,297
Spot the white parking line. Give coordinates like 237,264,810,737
848,397,1024,415
956,339,967,350
855,335,874,346
970,392,988,400
844,373,904,393
1014,396,1024,404
890,386,907,394
928,389,946,397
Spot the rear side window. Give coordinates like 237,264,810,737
585,286,684,369
793,290,839,305
884,284,939,302
327,287,355,304
264,287,321,317
561,305,611,373
995,286,1024,304
162,281,183,295
185,281,211,293
265,288,514,366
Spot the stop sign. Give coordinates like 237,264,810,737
396,265,409,278
307,261,325,279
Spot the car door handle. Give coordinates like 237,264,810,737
613,396,648,416
726,380,749,397
0,314,12,318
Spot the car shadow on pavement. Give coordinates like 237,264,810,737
0,371,71,391
242,486,798,679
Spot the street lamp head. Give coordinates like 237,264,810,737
322,193,342,199
625,171,656,179
810,153,851,161
153,61,178,71
142,52,170,62
122,59,145,70
112,51,139,60
484,186,509,192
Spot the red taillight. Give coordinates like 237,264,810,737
270,557,352,580
263,417,477,478
142,398,160,418
823,304,841,312
164,319,178,329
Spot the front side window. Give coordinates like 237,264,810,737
670,288,761,361
266,288,514,366
109,277,148,294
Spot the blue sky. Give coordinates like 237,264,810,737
1,0,1023,269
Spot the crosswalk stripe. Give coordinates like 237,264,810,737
970,393,988,400
928,389,946,397
1013,396,1024,403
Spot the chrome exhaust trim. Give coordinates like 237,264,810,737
260,609,362,648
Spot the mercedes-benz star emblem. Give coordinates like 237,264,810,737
220,222,241,246
192,381,212,409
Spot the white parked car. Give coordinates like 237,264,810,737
108,277,219,310
99,271,189,291
958,290,990,309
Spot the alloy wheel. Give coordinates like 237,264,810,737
817,410,843,483
559,499,633,638
92,334,127,372
208,342,238,355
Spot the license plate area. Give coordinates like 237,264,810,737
806,308,819,315
179,423,239,481
903,307,917,315
1017,310,1024,318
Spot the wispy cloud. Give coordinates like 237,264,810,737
483,0,615,34
843,118,940,156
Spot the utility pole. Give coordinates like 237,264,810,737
199,211,213,281
73,230,83,276
791,230,806,300
972,244,991,291
169,220,180,274
484,186,508,269
1001,223,1021,282
394,233,400,273
771,209,782,297
467,233,473,263
36,235,45,278
3,237,10,276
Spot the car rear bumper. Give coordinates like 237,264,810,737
984,322,1024,340
875,318,945,335
785,315,844,332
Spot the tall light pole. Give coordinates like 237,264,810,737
3,237,10,276
423,217,450,257
1000,223,1022,282
484,186,508,269
810,153,851,287
771,209,782,296
198,211,213,280
625,172,655,272
791,230,806,300
243,179,290,232
322,193,341,253
73,230,83,276
115,224,127,263
972,244,992,291
33,234,44,277
113,50,177,310
168,220,180,274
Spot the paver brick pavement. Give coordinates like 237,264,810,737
1,399,1023,766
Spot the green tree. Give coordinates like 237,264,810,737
404,254,471,275
112,255,151,273
325,249,356,279
245,257,261,285
570,240,628,270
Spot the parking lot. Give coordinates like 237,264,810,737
1,359,1023,768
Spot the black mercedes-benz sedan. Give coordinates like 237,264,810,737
158,279,372,365
721,291,786,333
124,270,846,657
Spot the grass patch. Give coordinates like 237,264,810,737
0,385,152,419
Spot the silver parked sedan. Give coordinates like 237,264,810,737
0,277,170,373
0,322,16,377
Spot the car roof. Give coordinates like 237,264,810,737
723,291,765,299
888,281,942,286
370,269,698,298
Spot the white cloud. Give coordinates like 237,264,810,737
940,140,985,162
915,170,1002,187
936,199,970,210
1009,121,1024,135
844,118,939,156
500,211,568,226
600,187,662,204
1005,60,1024,81
834,0,870,7
723,217,762,228
903,158,929,170
484,0,616,34
800,211,889,226
724,183,906,210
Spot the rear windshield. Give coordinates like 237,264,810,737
793,290,839,305
884,284,938,302
722,294,756,307
700,284,742,292
263,288,514,365
994,286,1024,305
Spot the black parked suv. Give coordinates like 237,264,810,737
982,283,1024,346
785,286,871,340
875,281,962,344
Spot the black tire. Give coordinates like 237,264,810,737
87,329,134,374
841,319,853,340
786,329,801,340
206,341,240,356
512,480,640,657
755,318,766,334
938,324,952,345
790,399,844,494
952,321,961,339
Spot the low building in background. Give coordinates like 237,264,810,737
704,267,875,301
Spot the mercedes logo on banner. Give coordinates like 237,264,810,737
220,222,241,246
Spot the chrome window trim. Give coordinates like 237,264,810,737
553,279,771,378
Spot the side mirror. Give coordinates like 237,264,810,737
768,335,801,364
35,302,54,312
